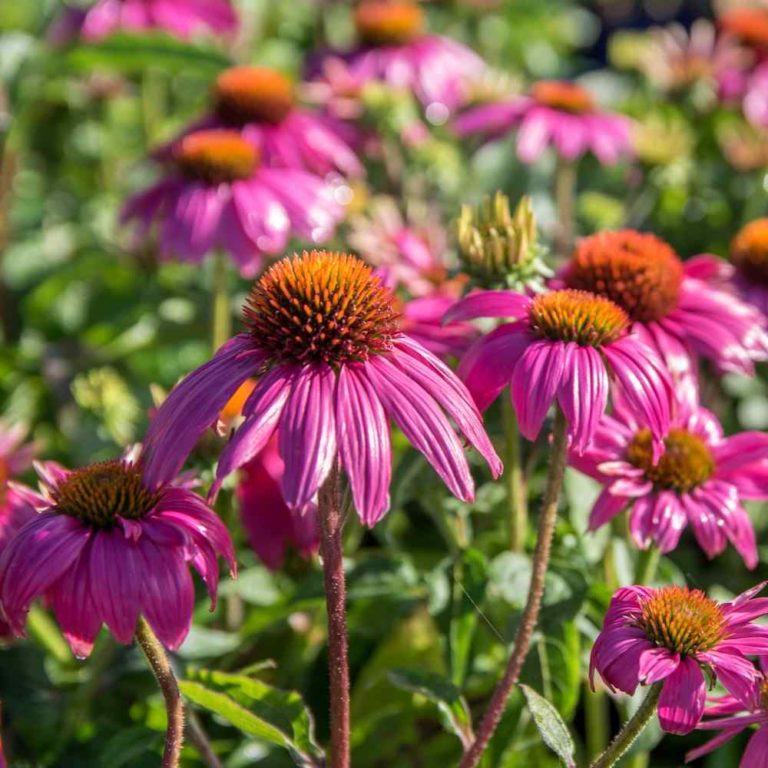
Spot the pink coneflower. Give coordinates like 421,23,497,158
318,0,485,115
590,583,768,734
719,7,768,57
236,436,319,571
51,0,237,43
686,671,768,766
561,230,768,382
454,80,633,165
122,129,344,277
176,67,362,178
729,218,768,316
143,250,501,526
0,454,235,657
445,288,672,453
571,397,767,567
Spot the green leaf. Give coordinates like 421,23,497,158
519,685,575,768
64,32,230,76
450,548,489,686
180,669,322,766
388,668,474,749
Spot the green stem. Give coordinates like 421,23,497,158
459,408,569,768
502,395,527,551
634,547,660,586
590,684,662,768
584,683,610,762
135,617,184,768
554,158,577,259
211,253,231,352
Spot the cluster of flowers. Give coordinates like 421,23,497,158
4,0,768,766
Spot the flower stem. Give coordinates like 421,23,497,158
590,684,662,768
584,683,610,762
554,158,577,258
135,616,184,768
211,252,231,352
634,546,660,586
319,466,350,768
459,408,568,768
187,710,223,768
502,395,527,551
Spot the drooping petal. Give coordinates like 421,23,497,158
443,290,531,323
587,488,629,531
657,657,707,735
638,647,680,685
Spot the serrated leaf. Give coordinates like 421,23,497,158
388,668,474,749
519,685,575,768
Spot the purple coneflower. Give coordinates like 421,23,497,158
728,218,768,317
143,249,501,526
591,583,768,734
454,80,633,165
122,129,344,277
0,454,234,656
445,287,672,453
571,397,768,568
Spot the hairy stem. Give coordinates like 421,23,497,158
211,252,231,352
187,710,223,768
590,684,662,768
319,466,350,768
459,408,568,768
502,395,527,551
135,617,184,768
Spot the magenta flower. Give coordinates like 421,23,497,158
454,80,632,165
51,0,237,43
236,436,319,571
143,250,501,527
445,288,673,453
571,397,767,567
315,0,485,115
687,671,768,766
590,583,768,735
561,230,768,383
122,129,344,277
0,454,235,657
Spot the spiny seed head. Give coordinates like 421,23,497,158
243,250,401,366
637,586,726,656
528,289,629,347
628,428,715,493
52,461,160,529
564,230,684,323
213,66,295,126
530,80,596,113
174,130,258,184
731,218,768,286
354,0,425,46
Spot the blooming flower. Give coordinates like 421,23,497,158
143,250,501,526
50,0,237,43
313,0,485,115
686,671,768,766
590,583,768,734
445,288,673,453
729,218,768,316
719,7,768,55
0,454,235,657
560,230,768,384
122,129,344,277
175,66,362,178
743,64,768,128
454,80,633,165
236,436,319,571
571,397,768,567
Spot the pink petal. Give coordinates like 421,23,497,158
639,647,680,685
443,290,531,323
658,657,707,735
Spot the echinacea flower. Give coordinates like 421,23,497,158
454,80,633,165
571,397,768,567
560,230,768,383
445,288,672,453
729,218,768,316
719,7,768,55
50,0,237,43
122,129,344,277
236,436,319,571
0,454,235,657
143,250,502,526
590,583,768,734
313,0,485,115
687,671,768,766
175,66,362,178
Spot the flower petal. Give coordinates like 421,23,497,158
658,657,706,735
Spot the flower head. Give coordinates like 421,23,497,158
590,583,768,734
561,230,768,380
445,287,672,453
143,250,501,527
0,454,235,656
572,398,768,567
454,79,633,165
122,129,344,277
729,218,768,316
354,0,425,46
719,7,768,53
